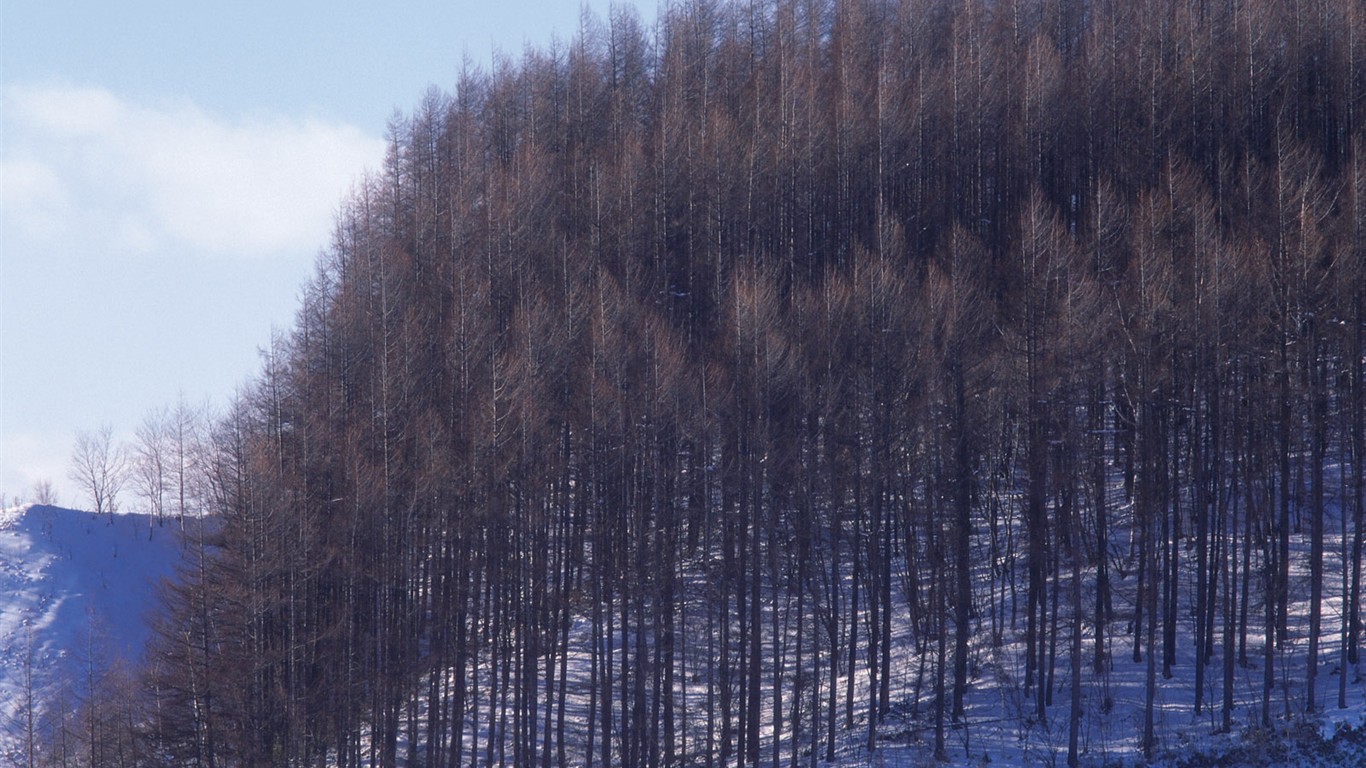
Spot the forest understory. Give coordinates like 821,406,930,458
382,463,1366,768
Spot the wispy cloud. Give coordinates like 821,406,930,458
1,83,385,257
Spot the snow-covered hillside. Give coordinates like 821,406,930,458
0,504,182,757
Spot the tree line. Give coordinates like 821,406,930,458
30,0,1366,765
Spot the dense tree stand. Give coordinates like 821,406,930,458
38,1,1366,766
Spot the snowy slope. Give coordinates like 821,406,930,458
801,495,1366,768
2,498,1359,767
0,504,182,755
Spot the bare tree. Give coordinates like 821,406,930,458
68,425,128,517
133,407,171,524
170,394,208,524
31,479,58,506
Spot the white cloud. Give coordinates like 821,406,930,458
1,83,385,257
0,158,71,239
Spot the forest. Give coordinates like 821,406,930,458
27,0,1366,765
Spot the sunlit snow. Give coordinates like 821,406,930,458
0,504,181,759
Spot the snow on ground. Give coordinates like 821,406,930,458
520,488,1366,768
0,504,182,758
441,514,1366,768
4,491,1358,768
810,498,1366,768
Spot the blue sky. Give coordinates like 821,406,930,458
1,0,656,504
